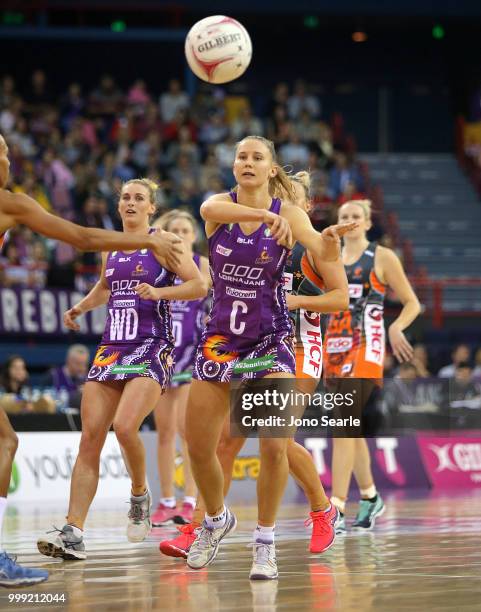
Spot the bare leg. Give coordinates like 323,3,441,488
286,377,329,512
67,382,121,529
352,438,375,494
175,384,196,498
191,416,245,524
331,438,356,510
113,378,163,496
153,388,177,498
287,440,329,511
185,380,230,516
0,408,18,498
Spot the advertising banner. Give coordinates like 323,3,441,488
0,287,106,337
417,433,481,488
9,432,130,501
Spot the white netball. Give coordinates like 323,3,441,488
184,15,252,84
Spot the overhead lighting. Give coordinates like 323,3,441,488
352,30,367,43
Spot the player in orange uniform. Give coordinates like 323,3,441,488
324,199,420,532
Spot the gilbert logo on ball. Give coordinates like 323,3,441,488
185,15,252,84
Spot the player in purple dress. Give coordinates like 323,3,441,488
37,179,207,561
184,136,356,580
151,211,210,526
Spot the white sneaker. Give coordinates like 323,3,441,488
127,489,152,543
249,541,278,580
187,508,237,569
37,525,86,560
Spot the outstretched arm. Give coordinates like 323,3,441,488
135,249,208,302
4,191,183,263
64,253,110,331
200,193,292,245
282,205,356,261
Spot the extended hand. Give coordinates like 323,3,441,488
151,230,184,268
320,222,359,261
64,306,82,331
264,211,293,247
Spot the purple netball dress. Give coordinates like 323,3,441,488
170,253,208,386
193,193,295,383
87,243,175,390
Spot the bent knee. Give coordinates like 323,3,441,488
2,432,18,456
260,439,288,463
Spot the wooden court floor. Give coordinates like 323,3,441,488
1,491,481,611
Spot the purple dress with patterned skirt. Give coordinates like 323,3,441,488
170,253,208,386
193,193,295,383
87,241,175,390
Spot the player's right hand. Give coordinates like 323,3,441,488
64,306,82,331
264,211,293,247
151,230,184,268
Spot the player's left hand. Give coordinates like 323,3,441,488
320,222,358,261
135,283,160,301
151,230,184,268
388,323,414,363
285,294,300,310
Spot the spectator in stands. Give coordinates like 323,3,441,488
449,362,481,408
159,79,189,122
0,75,17,108
25,69,53,114
0,355,33,414
126,79,151,112
267,81,289,116
328,151,364,200
287,79,321,120
88,74,124,118
42,345,90,409
0,242,30,287
230,105,264,141
59,83,85,132
337,180,366,205
473,348,481,380
438,344,471,378
279,129,310,170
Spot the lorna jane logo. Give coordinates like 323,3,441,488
429,443,481,472
8,461,20,494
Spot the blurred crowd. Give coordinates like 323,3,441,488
0,70,369,291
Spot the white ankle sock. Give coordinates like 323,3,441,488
254,524,275,544
360,485,377,499
183,496,196,508
331,497,346,514
0,497,7,552
160,497,176,508
205,506,226,529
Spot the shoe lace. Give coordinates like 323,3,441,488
128,501,146,523
0,552,18,569
304,513,331,535
251,542,276,567
45,525,81,550
194,525,217,551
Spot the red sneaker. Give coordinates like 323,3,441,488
159,523,200,559
305,505,338,554
151,503,178,527
174,502,195,525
